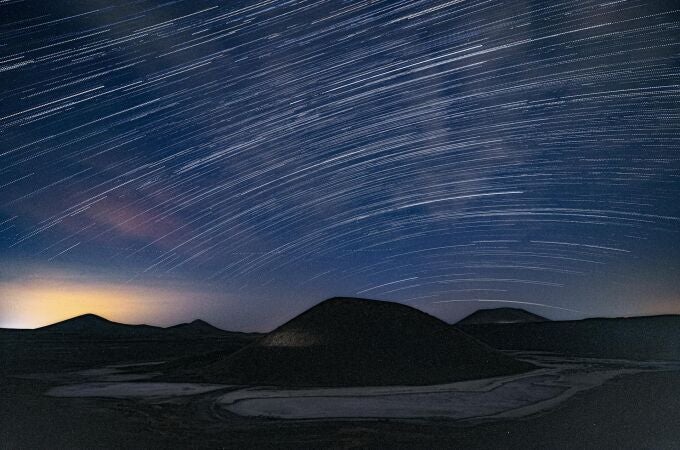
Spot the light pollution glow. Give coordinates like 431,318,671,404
0,278,201,329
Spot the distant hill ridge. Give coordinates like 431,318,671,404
456,307,548,325
457,314,680,360
196,297,535,387
33,314,237,336
167,319,226,334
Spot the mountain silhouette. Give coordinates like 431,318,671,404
38,314,161,335
3,314,260,376
37,314,238,338
456,307,548,325
166,319,225,334
200,297,534,387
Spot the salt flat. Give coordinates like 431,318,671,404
217,354,680,420
47,382,228,398
39,353,680,421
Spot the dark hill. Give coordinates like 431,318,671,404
456,307,548,325
166,319,225,334
198,297,534,387
38,314,161,336
457,315,680,360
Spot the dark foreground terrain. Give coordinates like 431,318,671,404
2,309,679,449
2,335,679,449
2,365,679,449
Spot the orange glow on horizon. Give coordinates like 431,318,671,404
0,278,198,329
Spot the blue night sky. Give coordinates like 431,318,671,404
1,0,679,330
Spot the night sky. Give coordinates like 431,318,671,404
1,0,679,330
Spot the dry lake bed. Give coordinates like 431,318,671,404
4,351,679,449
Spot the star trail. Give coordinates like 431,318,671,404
1,0,679,329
